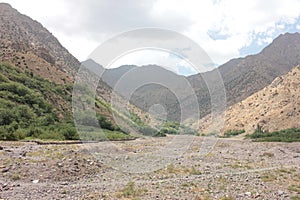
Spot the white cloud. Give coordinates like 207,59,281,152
4,0,300,70
109,50,197,76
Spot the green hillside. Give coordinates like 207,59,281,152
0,63,133,141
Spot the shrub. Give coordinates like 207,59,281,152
0,108,16,125
0,127,26,141
117,181,147,198
130,112,143,126
37,131,65,140
97,114,115,131
221,129,245,138
248,128,300,142
138,126,157,136
12,129,26,140
153,131,166,137
26,127,44,137
59,125,79,140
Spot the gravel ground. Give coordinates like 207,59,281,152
0,135,299,200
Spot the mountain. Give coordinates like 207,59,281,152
82,60,192,121
0,3,150,140
188,32,300,118
97,32,300,123
0,3,78,84
197,65,300,134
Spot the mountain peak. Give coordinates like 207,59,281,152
0,2,13,8
0,3,18,14
0,3,80,83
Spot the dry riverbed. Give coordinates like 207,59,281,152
0,135,299,200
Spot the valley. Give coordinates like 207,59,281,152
0,2,299,200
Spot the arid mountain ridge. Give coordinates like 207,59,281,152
87,32,300,127
197,65,300,134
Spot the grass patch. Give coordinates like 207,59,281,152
261,172,277,182
220,129,245,138
247,127,300,142
116,181,147,198
288,184,300,193
9,173,21,180
189,166,202,175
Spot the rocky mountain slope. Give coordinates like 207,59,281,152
0,3,150,140
197,66,300,134
95,32,300,122
83,59,203,122
188,32,300,119
0,3,78,84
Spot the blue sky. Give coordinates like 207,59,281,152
3,0,300,76
240,17,300,57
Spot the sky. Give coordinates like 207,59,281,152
3,0,300,75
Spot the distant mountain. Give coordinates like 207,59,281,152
96,32,300,123
197,65,300,134
82,59,192,121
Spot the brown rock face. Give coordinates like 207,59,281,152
0,3,79,84
198,66,300,134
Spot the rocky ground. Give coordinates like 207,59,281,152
0,135,299,200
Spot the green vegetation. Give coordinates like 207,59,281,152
156,121,197,136
260,172,277,182
127,112,158,136
246,126,300,142
288,184,300,193
0,63,132,141
220,129,245,138
116,181,147,198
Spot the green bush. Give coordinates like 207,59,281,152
0,127,26,141
26,127,44,137
59,125,79,140
37,113,58,126
0,108,16,125
12,129,26,140
38,131,65,140
180,126,197,135
247,128,300,142
130,112,143,126
221,129,245,138
97,114,115,131
153,131,167,137
160,127,178,134
138,126,157,136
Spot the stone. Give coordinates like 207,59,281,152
277,190,284,196
32,180,39,184
245,192,251,196
2,168,9,173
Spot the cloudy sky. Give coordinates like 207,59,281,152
4,0,300,75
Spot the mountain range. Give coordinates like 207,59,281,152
85,32,300,125
0,2,299,139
